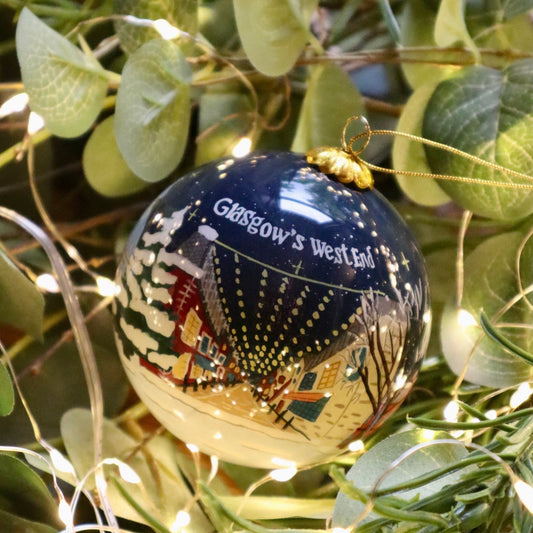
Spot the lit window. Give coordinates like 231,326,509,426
318,361,340,389
181,309,202,346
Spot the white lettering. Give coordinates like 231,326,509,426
213,197,233,216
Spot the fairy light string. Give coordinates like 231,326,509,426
0,207,117,532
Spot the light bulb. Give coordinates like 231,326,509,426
232,137,252,158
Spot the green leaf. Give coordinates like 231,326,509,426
15,8,108,138
465,1,533,52
0,454,60,528
219,496,334,520
115,38,192,182
233,0,318,76
423,61,533,220
0,509,56,533
441,231,533,387
61,408,212,530
114,0,198,55
392,82,452,206
0,249,44,341
0,360,14,417
332,430,472,528
434,0,478,57
399,0,460,89
291,63,364,153
83,116,148,197
502,0,533,19
195,90,252,165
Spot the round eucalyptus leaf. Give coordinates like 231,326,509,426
15,8,108,138
115,38,192,182
501,0,533,20
392,82,451,207
333,430,472,528
434,0,477,52
291,63,364,153
423,61,533,220
195,91,252,165
0,454,61,528
0,361,14,417
0,249,44,341
441,231,533,387
83,116,148,197
399,0,459,89
233,0,317,76
114,0,198,55
465,2,533,52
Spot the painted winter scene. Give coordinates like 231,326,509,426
112,153,430,467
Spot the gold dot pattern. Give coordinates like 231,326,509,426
212,246,360,376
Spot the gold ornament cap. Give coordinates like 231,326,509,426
305,116,374,190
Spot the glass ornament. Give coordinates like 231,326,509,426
112,151,431,468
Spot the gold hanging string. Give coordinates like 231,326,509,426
342,114,371,156
338,116,533,191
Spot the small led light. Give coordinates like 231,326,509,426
444,400,460,422
171,510,191,532
96,276,117,297
0,92,29,118
232,137,252,158
458,309,477,327
485,409,497,420
422,429,436,441
153,19,181,40
27,111,45,135
58,498,74,527
510,382,532,409
36,273,60,293
348,440,364,452
270,464,297,482
514,479,533,514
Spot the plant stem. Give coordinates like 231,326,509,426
0,129,51,171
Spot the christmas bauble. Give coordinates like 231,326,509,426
112,151,431,468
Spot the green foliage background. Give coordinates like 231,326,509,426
0,0,533,531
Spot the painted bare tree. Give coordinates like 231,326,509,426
350,289,409,415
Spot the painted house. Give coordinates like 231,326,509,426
158,226,242,389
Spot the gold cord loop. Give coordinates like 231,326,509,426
342,115,371,157
306,115,533,192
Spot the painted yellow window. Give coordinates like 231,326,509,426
318,361,340,389
181,309,201,347
172,353,192,379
